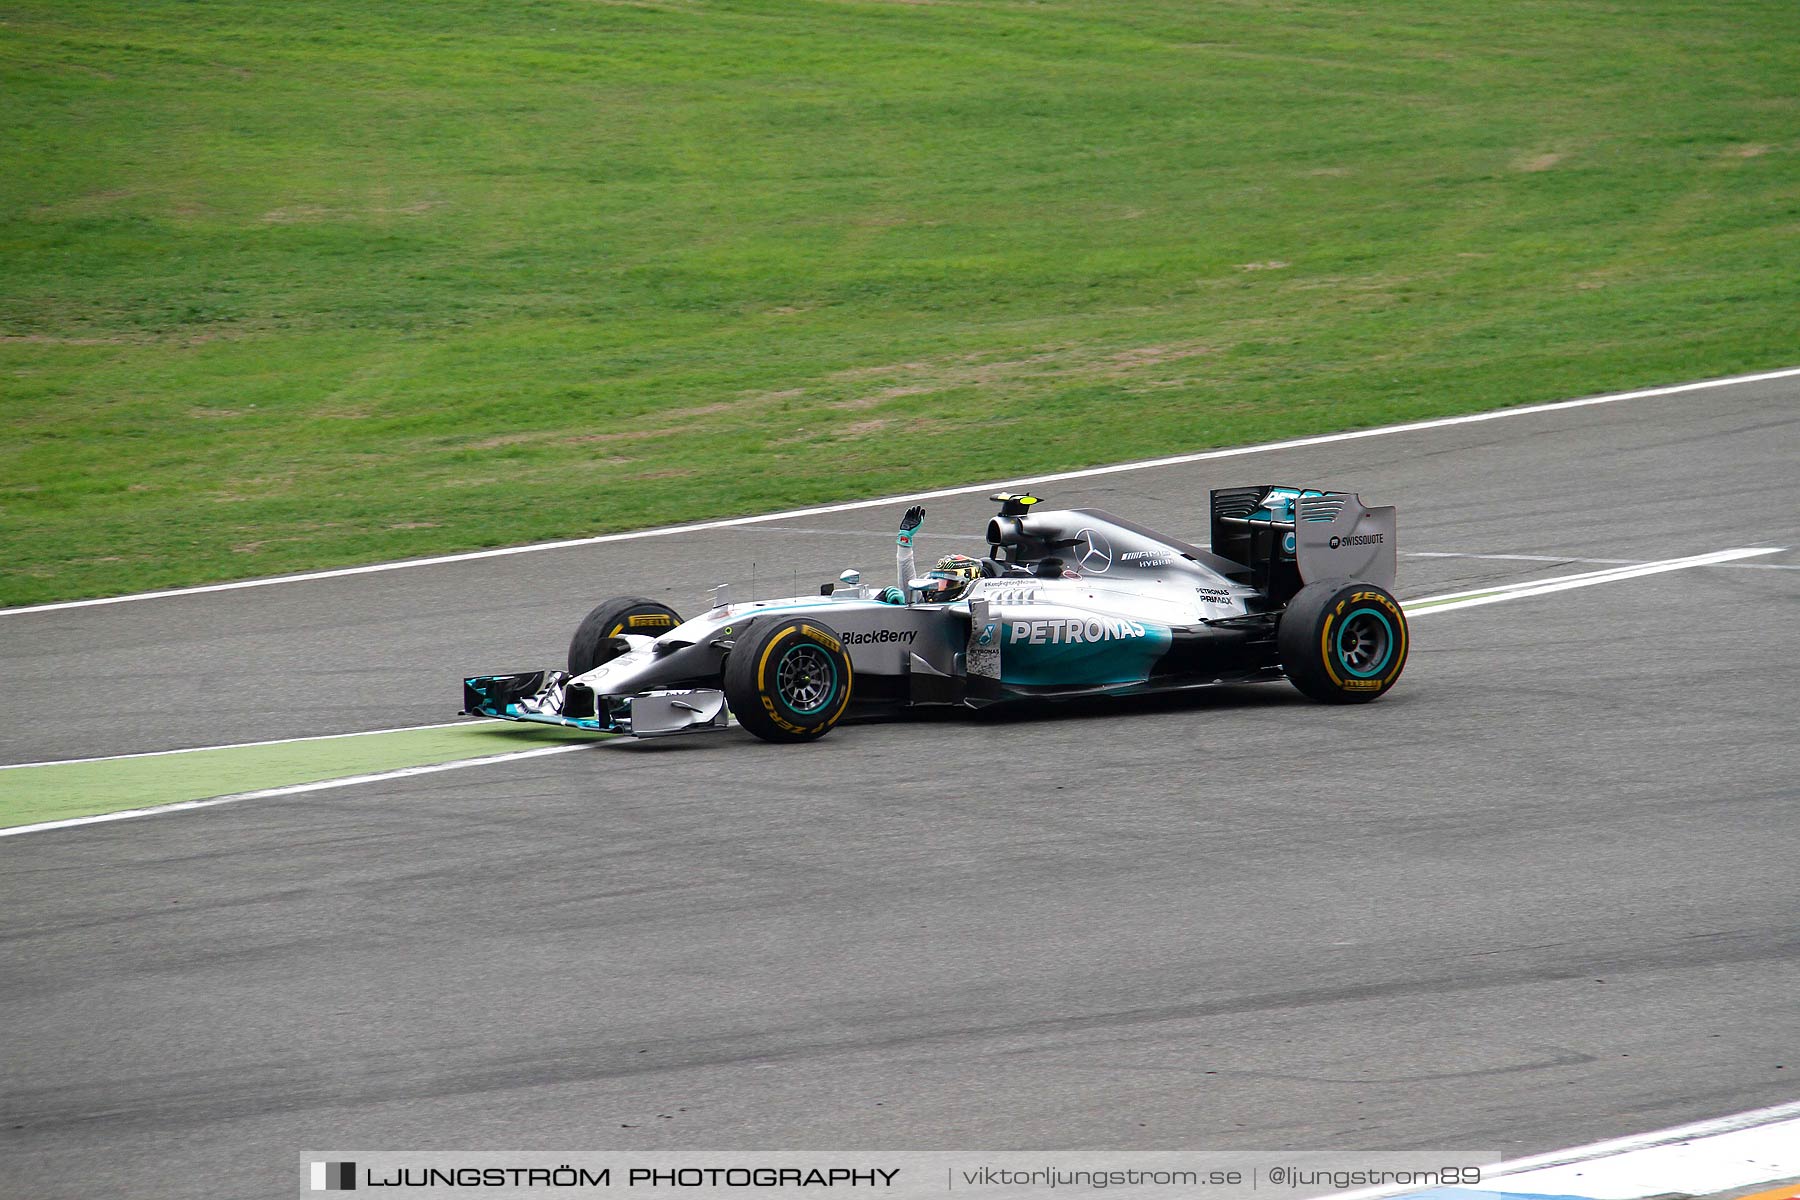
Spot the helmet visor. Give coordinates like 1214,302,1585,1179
924,570,970,597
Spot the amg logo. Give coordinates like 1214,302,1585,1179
1009,618,1147,645
1328,533,1384,549
843,629,918,646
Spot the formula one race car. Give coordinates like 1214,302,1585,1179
462,487,1408,743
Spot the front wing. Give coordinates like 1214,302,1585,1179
462,671,729,738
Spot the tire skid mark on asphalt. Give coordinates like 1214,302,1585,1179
0,545,1786,839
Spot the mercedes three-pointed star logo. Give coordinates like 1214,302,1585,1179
1075,528,1113,573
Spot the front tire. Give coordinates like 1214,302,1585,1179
568,596,683,674
723,617,854,743
1278,580,1408,703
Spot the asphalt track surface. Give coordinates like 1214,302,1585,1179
3,379,1797,1198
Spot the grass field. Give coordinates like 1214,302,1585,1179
3,0,1796,606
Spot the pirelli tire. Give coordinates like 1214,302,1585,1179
567,596,683,674
723,617,855,743
1278,580,1409,704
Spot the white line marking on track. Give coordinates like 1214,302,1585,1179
7,365,1798,618
0,544,1785,835
1468,1101,1800,1194
1478,1117,1800,1198
0,720,472,771
1404,547,1781,613
10,545,1777,773
1409,549,1800,571
1339,1097,1800,1199
1409,550,1643,565
0,742,598,839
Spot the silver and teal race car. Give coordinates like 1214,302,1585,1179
461,487,1409,743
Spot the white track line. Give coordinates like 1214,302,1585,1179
1404,547,1780,613
1473,1117,1800,1198
1491,1098,1800,1174
1341,1097,1800,1199
1,541,1779,838
1468,1101,1800,1194
0,743,598,839
1409,551,1644,566
7,365,1799,618
9,545,1779,775
0,720,472,772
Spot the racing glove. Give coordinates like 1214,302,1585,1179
877,586,906,605
897,505,925,548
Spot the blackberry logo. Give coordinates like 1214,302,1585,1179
843,629,917,646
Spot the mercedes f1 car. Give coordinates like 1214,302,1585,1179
462,486,1409,743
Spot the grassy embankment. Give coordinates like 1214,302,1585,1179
3,0,1796,606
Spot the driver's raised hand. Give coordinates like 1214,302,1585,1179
897,505,925,547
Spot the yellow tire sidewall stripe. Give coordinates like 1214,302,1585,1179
1321,591,1408,693
755,625,854,731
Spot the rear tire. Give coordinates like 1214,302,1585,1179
723,617,854,743
1278,580,1408,703
568,596,683,674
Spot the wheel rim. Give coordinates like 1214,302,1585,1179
776,643,837,714
1336,608,1395,678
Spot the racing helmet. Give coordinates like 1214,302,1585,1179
923,553,982,601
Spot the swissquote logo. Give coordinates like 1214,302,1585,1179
310,1162,356,1191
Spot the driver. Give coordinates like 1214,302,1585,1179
882,505,981,604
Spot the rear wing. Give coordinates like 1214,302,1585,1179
1210,486,1397,601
